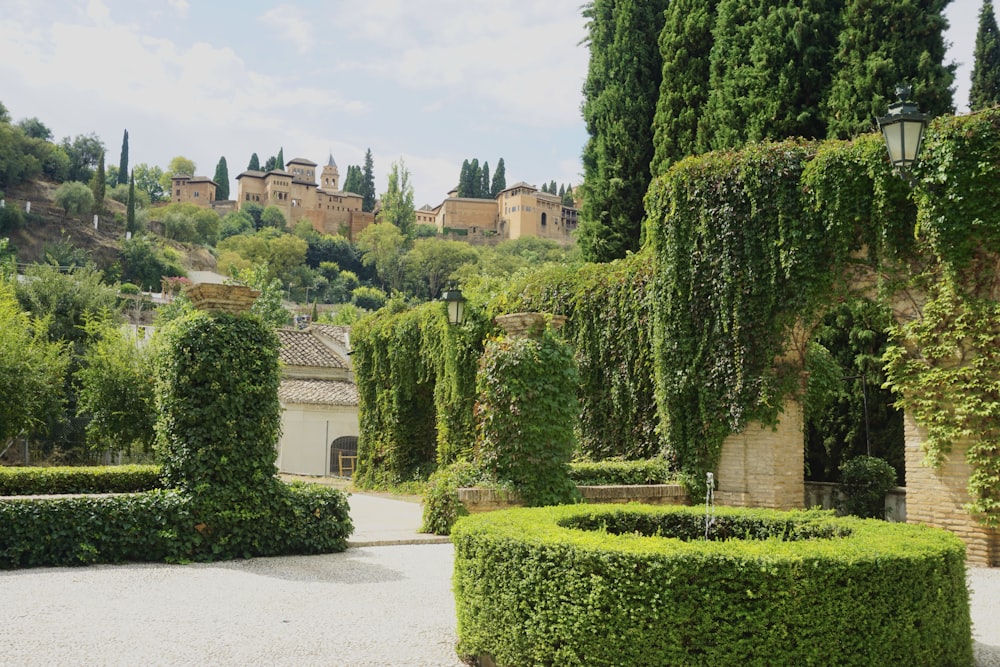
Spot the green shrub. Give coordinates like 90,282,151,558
476,328,580,507
838,455,897,519
0,465,162,495
420,461,509,535
568,458,673,486
452,504,971,667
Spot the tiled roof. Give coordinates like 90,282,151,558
279,379,357,406
277,328,348,368
310,324,350,347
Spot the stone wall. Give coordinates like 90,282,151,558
715,401,804,510
456,484,689,514
904,413,999,567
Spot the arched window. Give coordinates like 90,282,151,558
541,212,547,226
330,436,358,476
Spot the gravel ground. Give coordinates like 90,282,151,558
1,545,998,667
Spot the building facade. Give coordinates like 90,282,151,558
171,175,218,205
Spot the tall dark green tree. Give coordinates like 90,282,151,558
213,156,230,200
248,153,260,171
276,147,285,171
578,0,669,262
264,155,277,172
342,164,362,193
458,159,473,197
89,151,106,215
126,171,137,235
116,129,128,185
652,0,717,175
490,157,506,197
361,149,376,213
824,0,954,139
971,0,1000,111
481,162,491,199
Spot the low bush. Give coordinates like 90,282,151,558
420,461,511,535
568,458,673,486
0,482,352,568
839,455,897,519
0,465,163,495
452,504,971,667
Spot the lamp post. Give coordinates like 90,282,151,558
877,85,928,185
441,285,466,325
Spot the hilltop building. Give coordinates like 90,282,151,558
170,175,219,205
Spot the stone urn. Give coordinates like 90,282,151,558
183,283,260,314
494,312,566,339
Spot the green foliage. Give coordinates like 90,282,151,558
60,133,105,183
53,181,94,217
119,236,186,291
578,0,669,262
89,150,105,214
117,129,128,186
475,327,580,507
351,285,387,311
567,458,673,486
380,158,416,239
452,504,971,667
838,455,897,519
361,148,376,213
420,460,508,535
213,156,229,200
0,202,25,233
0,465,162,495
972,0,1000,112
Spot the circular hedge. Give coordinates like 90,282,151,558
452,504,972,667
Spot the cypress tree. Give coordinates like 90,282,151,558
481,162,490,199
824,0,954,139
651,0,718,175
126,171,136,235
469,159,481,198
264,156,277,172
213,156,230,200
491,158,506,197
578,0,669,262
90,151,106,214
117,129,129,185
361,149,376,213
276,147,284,171
343,165,362,194
458,159,472,197
248,153,260,171
971,0,1000,111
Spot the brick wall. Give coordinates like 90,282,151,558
716,401,804,510
904,413,999,567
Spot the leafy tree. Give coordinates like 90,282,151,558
117,129,128,185
119,236,186,290
357,222,407,292
132,163,167,202
74,317,156,454
971,0,1000,111
351,285,387,311
213,156,230,200
406,237,478,299
17,117,52,140
490,157,506,197
218,210,255,240
824,0,954,139
61,133,105,183
361,148,376,212
89,151,106,214
228,263,291,328
248,152,261,171
380,158,416,239
0,101,10,123
260,205,287,230
168,155,195,177
651,0,718,174
0,280,68,451
242,201,264,229
578,0,669,262
54,181,95,217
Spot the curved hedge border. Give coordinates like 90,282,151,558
0,465,162,495
452,504,971,667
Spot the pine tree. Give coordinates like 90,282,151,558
481,162,491,199
90,151,106,214
276,147,285,171
490,158,506,197
126,170,136,235
650,0,717,174
579,0,670,262
971,0,1000,111
117,129,129,185
248,153,260,171
361,149,376,213
824,0,954,139
213,156,230,200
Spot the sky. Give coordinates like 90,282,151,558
0,0,984,209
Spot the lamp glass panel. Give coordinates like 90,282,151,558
900,120,924,165
881,121,904,166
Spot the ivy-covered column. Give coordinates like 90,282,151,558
475,312,579,507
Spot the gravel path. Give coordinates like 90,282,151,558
2,541,998,666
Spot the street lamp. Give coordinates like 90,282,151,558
877,85,928,184
441,285,466,325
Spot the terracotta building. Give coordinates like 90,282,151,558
171,175,218,205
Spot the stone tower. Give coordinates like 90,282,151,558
321,153,340,191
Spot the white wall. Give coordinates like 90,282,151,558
277,403,358,476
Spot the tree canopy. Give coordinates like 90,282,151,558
971,0,1000,111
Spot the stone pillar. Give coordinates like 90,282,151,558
904,413,1000,567
715,400,804,510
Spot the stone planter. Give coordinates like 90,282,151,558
184,283,259,314
494,312,566,338
456,484,690,513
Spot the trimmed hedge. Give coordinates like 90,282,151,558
452,504,972,667
0,482,351,568
568,458,672,486
0,465,162,495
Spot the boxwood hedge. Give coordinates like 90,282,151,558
0,465,162,495
452,504,972,667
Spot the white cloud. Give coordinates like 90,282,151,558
258,5,315,55
86,0,111,24
167,0,190,19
